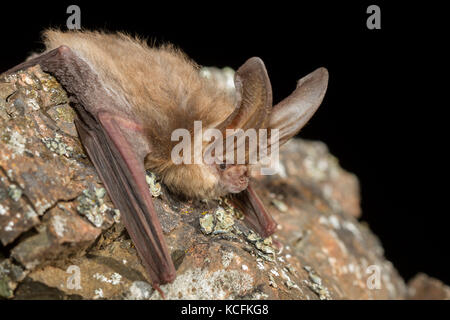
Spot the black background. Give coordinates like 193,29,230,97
0,1,448,285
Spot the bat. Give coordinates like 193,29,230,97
3,30,328,292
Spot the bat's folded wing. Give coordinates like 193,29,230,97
75,113,176,285
230,183,277,238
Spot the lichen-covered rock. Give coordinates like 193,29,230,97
0,66,100,248
0,65,447,300
11,203,101,270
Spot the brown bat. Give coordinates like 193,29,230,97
4,30,328,291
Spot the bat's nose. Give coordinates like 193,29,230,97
238,166,249,188
238,165,248,177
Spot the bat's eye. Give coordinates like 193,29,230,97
219,163,227,171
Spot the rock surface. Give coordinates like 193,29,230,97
407,273,450,300
0,66,448,300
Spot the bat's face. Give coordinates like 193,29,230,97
158,162,250,200
214,163,250,194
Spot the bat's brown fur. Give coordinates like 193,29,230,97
44,30,237,199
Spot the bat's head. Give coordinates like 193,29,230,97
149,57,328,200
200,57,329,198
153,162,250,199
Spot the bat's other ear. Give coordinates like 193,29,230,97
216,57,273,132
269,67,329,146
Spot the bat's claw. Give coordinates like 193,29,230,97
152,283,166,300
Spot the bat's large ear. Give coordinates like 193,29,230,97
215,57,273,132
207,57,273,164
269,67,329,146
